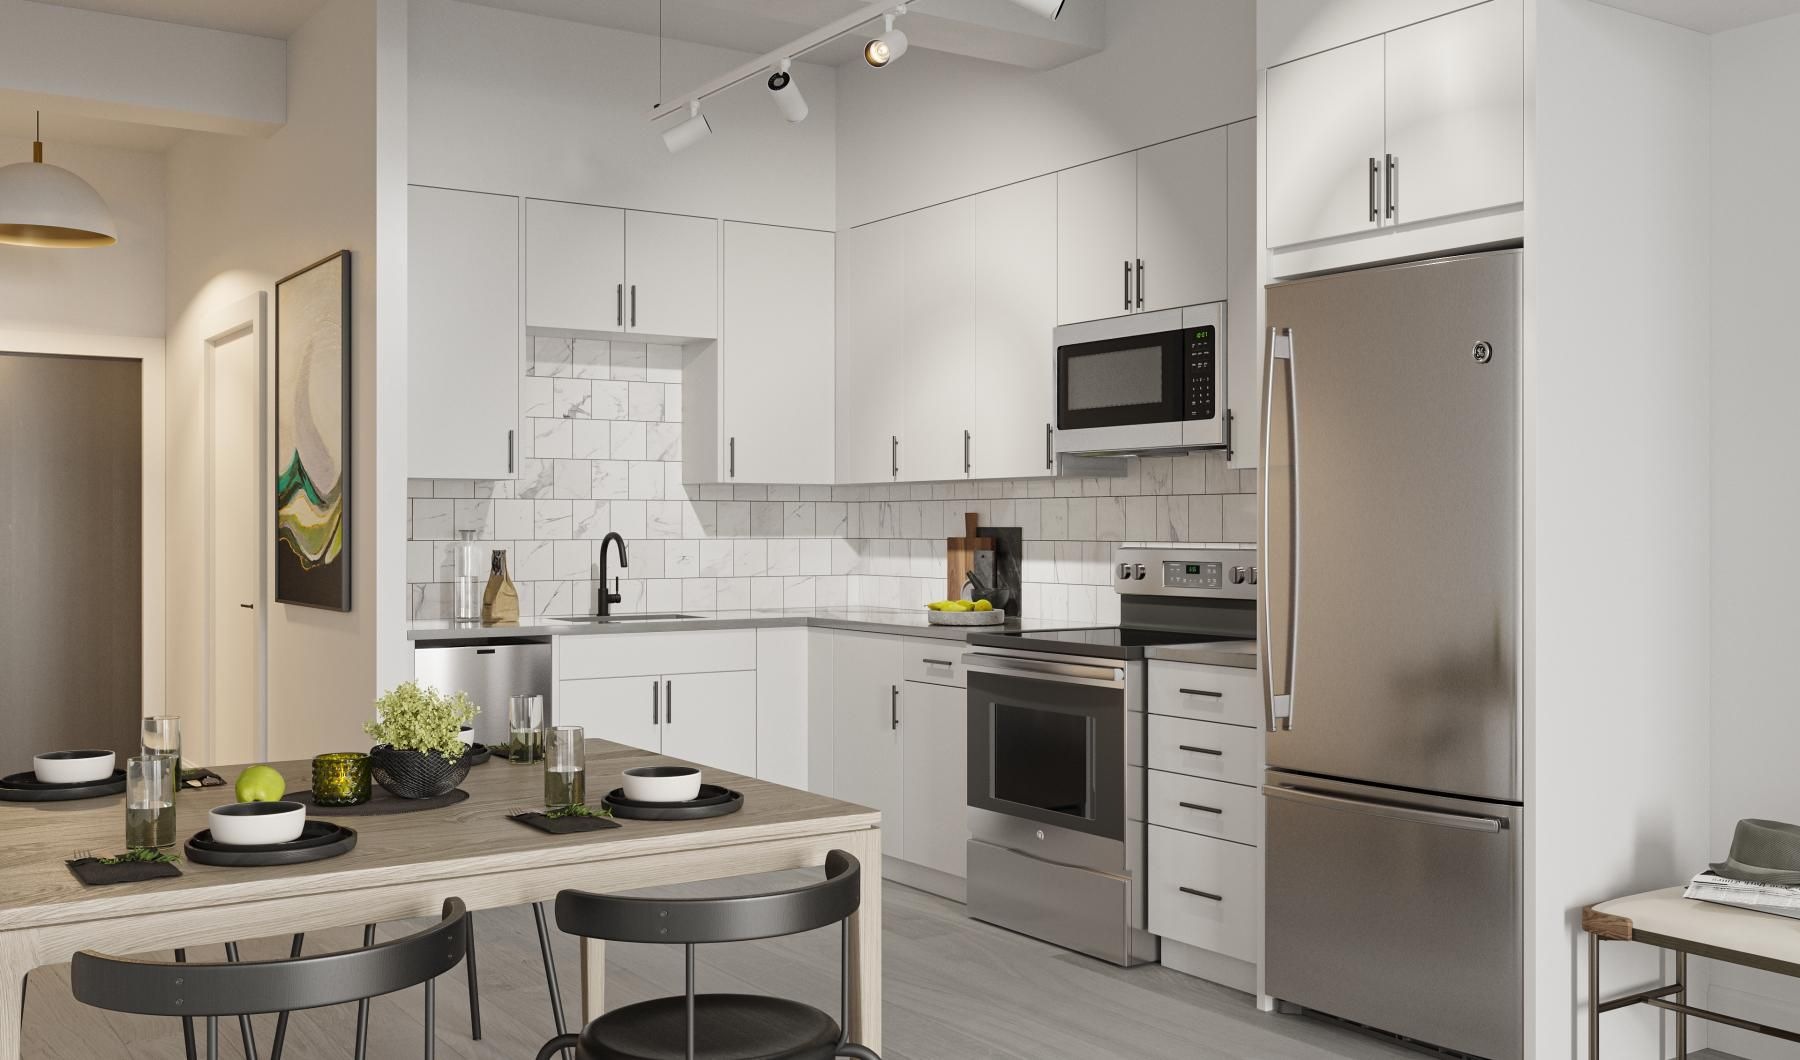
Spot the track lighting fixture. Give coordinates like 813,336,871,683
1006,0,1066,19
863,6,910,69
661,99,712,154
766,59,809,124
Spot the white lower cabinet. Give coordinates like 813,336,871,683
1147,824,1259,964
558,669,756,778
560,675,661,759
901,679,969,882
829,631,905,859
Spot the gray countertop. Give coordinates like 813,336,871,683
1143,640,1259,670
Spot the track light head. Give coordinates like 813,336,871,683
864,9,910,69
661,100,712,153
1006,0,1066,18
766,59,809,124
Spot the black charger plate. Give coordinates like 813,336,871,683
606,783,735,809
0,769,126,802
602,786,743,821
186,822,357,866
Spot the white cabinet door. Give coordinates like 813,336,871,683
559,675,661,754
973,175,1058,481
661,669,757,777
722,223,834,484
525,199,625,333
1136,129,1229,313
409,186,521,480
624,210,718,339
835,218,906,484
900,680,969,880
1225,119,1259,471
901,197,978,482
831,632,904,857
755,628,810,789
1057,153,1138,325
1384,0,1523,227
1267,36,1386,249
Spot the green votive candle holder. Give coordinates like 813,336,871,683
311,752,371,806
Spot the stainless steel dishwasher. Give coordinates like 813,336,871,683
413,637,553,745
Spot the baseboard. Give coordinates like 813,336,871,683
1160,938,1256,993
883,855,966,904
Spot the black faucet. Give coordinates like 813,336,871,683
598,532,629,617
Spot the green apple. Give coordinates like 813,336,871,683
235,764,287,803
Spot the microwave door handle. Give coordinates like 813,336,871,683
1262,327,1298,731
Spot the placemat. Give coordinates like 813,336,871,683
181,768,226,790
67,857,183,886
508,810,621,835
288,787,470,815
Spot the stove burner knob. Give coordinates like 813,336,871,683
1229,566,1247,585
1133,564,1148,581
1118,563,1132,581
1248,566,1259,585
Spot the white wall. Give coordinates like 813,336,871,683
1708,12,1800,1058
834,0,1254,229
164,0,407,762
408,0,836,231
1526,2,1712,1058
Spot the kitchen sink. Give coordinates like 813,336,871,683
546,613,702,623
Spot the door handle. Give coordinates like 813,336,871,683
1368,157,1380,223
652,680,660,725
891,436,899,479
1177,744,1223,757
729,437,736,479
1136,259,1145,309
1385,154,1398,220
1178,801,1223,815
1178,688,1223,699
891,685,899,730
1045,423,1054,470
616,283,623,327
964,429,971,475
1123,259,1133,311
239,603,255,610
507,429,515,474
665,679,672,724
630,285,637,328
1262,784,1506,834
1262,326,1298,732
1179,886,1223,902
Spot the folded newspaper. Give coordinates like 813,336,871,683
1685,871,1800,920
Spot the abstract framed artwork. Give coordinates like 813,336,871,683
274,250,351,611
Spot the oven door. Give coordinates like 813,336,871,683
1056,325,1187,431
965,653,1127,844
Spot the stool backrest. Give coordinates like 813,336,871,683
71,897,469,1018
555,850,861,945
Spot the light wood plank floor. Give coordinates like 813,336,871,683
15,873,1745,1059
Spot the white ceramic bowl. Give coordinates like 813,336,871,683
458,725,476,746
622,766,702,803
208,801,307,846
32,749,115,785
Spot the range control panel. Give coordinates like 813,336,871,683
1186,326,1216,422
1114,546,1257,601
1164,560,1223,590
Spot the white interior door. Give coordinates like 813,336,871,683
206,295,267,767
660,670,757,776
1137,128,1229,312
1266,36,1386,248
902,197,978,481
974,175,1058,480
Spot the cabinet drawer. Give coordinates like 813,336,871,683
1147,824,1258,962
1147,661,1261,727
1146,715,1261,785
1147,770,1262,846
560,631,756,681
902,640,967,688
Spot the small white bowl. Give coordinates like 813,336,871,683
208,801,307,846
458,725,476,746
622,766,702,803
33,750,115,785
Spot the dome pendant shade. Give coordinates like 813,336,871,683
0,142,118,248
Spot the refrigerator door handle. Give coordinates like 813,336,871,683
1262,784,1505,833
1262,327,1298,731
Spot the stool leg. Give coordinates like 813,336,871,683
1675,950,1688,1060
1589,934,1601,1060
271,934,304,1060
175,949,197,1060
423,978,436,1060
205,1016,219,1060
354,924,376,1060
465,913,482,1040
532,902,573,1060
223,942,258,1060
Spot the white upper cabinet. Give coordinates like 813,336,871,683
719,222,835,485
524,200,717,340
624,210,718,340
1058,153,1139,326
1267,36,1386,249
408,185,520,480
974,175,1058,480
525,199,624,333
1384,0,1523,228
902,198,979,482
836,217,907,483
1137,129,1229,314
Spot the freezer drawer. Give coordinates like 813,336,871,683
1263,772,1521,1060
414,638,552,745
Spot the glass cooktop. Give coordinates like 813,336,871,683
967,626,1235,660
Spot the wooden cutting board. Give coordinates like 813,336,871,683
946,512,994,600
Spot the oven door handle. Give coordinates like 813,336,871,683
962,657,1126,689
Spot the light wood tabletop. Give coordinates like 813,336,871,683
0,740,883,1059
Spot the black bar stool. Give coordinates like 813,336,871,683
72,898,470,1060
534,850,881,1060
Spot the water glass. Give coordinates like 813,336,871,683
544,726,586,810
311,752,372,806
142,715,182,769
508,694,544,763
126,754,178,849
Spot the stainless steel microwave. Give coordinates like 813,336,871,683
1053,303,1227,457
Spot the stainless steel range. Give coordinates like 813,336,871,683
962,545,1256,966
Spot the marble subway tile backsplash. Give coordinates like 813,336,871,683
408,335,1257,623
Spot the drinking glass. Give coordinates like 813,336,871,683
126,754,178,849
544,726,586,810
508,694,545,764
311,752,372,806
142,715,181,770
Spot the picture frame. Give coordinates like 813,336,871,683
274,249,352,611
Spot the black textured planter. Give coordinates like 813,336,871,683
368,745,474,799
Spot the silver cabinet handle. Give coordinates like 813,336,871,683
1123,259,1133,311
1177,744,1223,757
890,685,899,730
1179,688,1222,699
665,679,672,724
923,658,956,668
1045,423,1054,470
1385,154,1398,220
630,285,637,328
1263,784,1506,834
507,429,515,474
1137,259,1145,309
1178,801,1223,815
891,435,899,479
964,429,971,475
616,283,624,327
652,680,660,725
1368,158,1380,222
729,437,736,479
1179,887,1223,902
1262,326,1298,732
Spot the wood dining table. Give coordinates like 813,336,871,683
0,740,882,1060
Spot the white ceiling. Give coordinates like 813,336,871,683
1590,0,1800,33
25,0,328,39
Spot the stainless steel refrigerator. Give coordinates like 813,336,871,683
1260,251,1523,1060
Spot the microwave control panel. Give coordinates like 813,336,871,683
1187,326,1215,421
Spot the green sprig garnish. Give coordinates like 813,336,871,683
100,847,181,865
543,804,612,820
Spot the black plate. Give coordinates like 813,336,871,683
603,788,743,821
189,819,345,854
467,743,492,766
0,769,126,802
604,784,734,809
185,823,357,867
